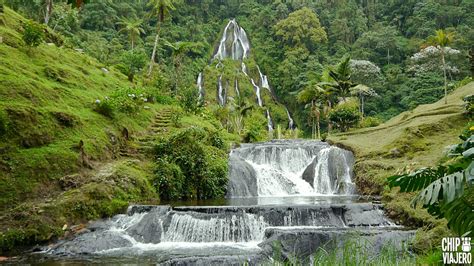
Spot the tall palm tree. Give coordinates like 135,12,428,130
326,55,357,102
44,0,53,25
428,29,455,104
117,17,145,51
164,41,194,94
297,83,326,139
146,0,175,77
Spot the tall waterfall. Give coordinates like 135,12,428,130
227,140,356,197
257,66,270,91
214,19,250,61
286,108,295,130
217,75,225,106
266,110,274,132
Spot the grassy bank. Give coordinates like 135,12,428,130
329,82,473,253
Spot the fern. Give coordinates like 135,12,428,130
411,171,464,208
387,165,461,192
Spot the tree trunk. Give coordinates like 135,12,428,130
387,47,390,65
316,113,321,140
441,48,448,104
147,23,161,77
44,0,53,25
361,94,365,118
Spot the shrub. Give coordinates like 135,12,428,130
329,101,361,132
153,127,228,200
463,94,474,118
110,88,145,114
359,116,381,128
22,21,45,48
116,50,147,82
93,99,114,118
178,87,201,114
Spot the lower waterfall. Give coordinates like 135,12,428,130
227,140,356,197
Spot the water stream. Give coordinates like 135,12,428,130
26,140,414,264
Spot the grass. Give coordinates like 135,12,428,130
329,81,473,253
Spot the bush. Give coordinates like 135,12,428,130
22,21,45,47
329,101,361,132
93,99,114,118
359,116,381,128
463,94,474,118
153,127,228,200
178,87,201,114
116,50,147,82
110,88,146,114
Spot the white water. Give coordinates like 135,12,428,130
197,72,204,100
234,142,355,196
163,213,267,242
250,79,263,107
241,62,248,76
214,19,250,61
286,108,295,130
266,110,274,132
234,79,240,97
257,66,270,91
217,75,225,106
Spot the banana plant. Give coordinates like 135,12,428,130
387,129,474,236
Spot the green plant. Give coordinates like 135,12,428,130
93,99,114,118
328,100,361,132
153,158,185,200
463,94,474,118
22,21,45,47
178,86,201,114
388,127,474,236
110,88,145,114
359,116,381,128
116,50,147,82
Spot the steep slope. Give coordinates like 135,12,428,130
0,8,164,250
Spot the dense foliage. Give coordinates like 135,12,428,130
5,0,472,135
153,127,228,200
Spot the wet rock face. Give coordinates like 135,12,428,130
126,209,164,244
226,155,258,197
259,228,415,261
52,231,133,255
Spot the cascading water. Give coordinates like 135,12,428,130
257,66,270,91
217,75,225,106
286,108,295,130
241,62,248,76
250,79,263,107
265,110,274,132
197,72,204,100
214,19,250,61
227,140,355,197
234,79,240,97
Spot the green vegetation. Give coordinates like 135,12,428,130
388,127,474,236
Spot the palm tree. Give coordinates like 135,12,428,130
117,17,145,51
146,0,175,77
164,41,194,94
326,55,357,102
428,29,455,104
44,0,53,25
297,83,326,139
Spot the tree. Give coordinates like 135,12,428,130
297,83,325,139
427,29,455,104
164,41,195,94
44,0,53,25
274,7,327,52
117,17,145,51
350,84,377,118
326,55,357,102
22,21,45,48
146,0,175,77
328,100,361,132
117,50,147,83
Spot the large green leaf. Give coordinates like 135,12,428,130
388,167,445,192
411,171,464,208
442,197,474,237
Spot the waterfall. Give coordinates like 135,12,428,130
241,62,248,76
250,79,263,107
257,66,270,91
234,79,240,97
217,75,225,106
163,213,267,242
228,140,356,197
197,72,204,100
266,110,274,132
214,19,250,61
286,108,295,130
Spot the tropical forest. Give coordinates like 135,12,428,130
0,0,473,264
